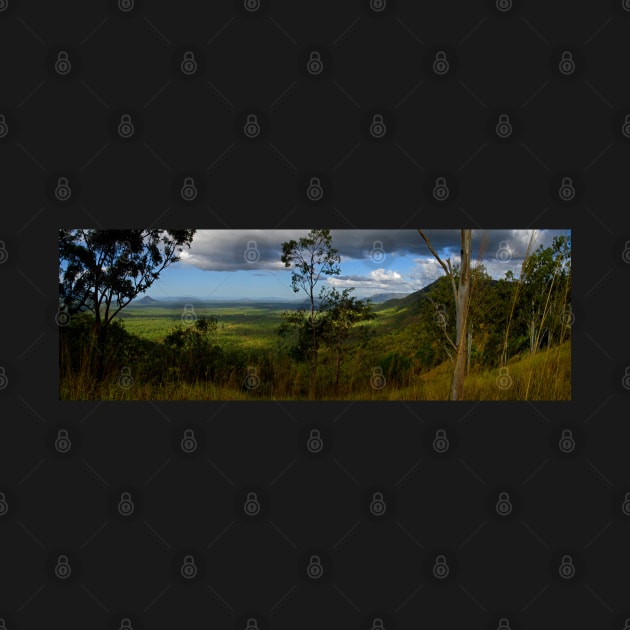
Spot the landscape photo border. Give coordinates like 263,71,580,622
57,228,572,403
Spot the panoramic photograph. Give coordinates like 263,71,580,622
58,228,571,401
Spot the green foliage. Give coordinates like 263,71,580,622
280,229,341,299
280,229,343,396
277,309,316,362
164,316,218,350
320,288,375,336
59,228,196,378
59,229,195,324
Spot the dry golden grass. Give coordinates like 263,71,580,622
60,341,570,401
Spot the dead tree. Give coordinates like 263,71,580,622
418,229,472,400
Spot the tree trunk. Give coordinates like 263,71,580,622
417,229,473,401
92,321,107,381
310,300,317,399
450,230,472,400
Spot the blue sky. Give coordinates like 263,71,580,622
143,229,571,301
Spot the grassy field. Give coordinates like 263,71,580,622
118,303,285,351
59,300,571,401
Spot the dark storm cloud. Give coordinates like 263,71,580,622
179,229,569,273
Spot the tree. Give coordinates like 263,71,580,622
164,316,221,382
277,308,314,364
280,229,341,398
319,287,375,394
417,229,472,400
59,229,196,376
518,234,571,354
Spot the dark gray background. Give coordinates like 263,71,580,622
1,0,630,628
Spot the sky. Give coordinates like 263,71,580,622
143,229,571,301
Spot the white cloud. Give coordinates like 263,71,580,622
370,269,403,282
327,268,413,296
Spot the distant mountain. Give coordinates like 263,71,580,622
140,295,301,304
375,277,500,312
367,292,412,304
373,280,444,313
134,295,159,304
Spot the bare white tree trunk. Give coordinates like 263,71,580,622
450,229,472,400
418,229,472,401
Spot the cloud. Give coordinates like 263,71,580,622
328,268,412,294
178,229,570,276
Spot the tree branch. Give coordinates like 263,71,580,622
417,230,459,302
418,229,450,277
